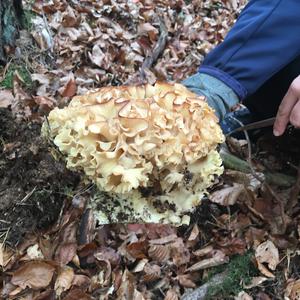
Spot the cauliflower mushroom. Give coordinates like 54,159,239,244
42,82,225,225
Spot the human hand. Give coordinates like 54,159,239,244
273,75,300,136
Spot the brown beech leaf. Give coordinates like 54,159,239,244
187,250,229,272
63,288,92,300
188,224,200,242
170,238,190,266
177,274,196,288
0,242,14,269
89,45,106,68
209,183,245,206
234,291,253,300
54,266,74,296
285,279,300,300
164,288,179,300
149,234,178,245
244,276,268,289
71,274,91,290
148,244,170,263
34,289,56,300
127,240,148,259
132,258,148,273
193,245,214,257
116,269,136,299
255,241,279,273
11,261,55,290
55,243,77,265
94,246,121,266
0,89,14,108
61,74,77,98
217,237,247,256
33,96,57,113
142,263,161,282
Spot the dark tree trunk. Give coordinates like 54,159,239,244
0,0,23,64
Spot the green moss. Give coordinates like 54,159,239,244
23,9,37,31
206,252,258,299
0,64,32,89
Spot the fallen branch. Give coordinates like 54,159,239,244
181,272,227,300
220,148,295,188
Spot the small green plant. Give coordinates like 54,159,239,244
206,252,258,299
0,64,32,89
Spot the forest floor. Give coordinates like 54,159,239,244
1,1,300,299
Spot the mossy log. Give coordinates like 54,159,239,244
0,0,23,64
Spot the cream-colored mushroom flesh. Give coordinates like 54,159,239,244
42,82,225,225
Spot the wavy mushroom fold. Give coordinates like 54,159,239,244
42,82,225,225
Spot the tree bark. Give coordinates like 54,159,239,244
0,0,23,64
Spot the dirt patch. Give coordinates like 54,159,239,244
0,108,79,246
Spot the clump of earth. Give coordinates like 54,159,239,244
0,108,79,245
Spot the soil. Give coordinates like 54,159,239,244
0,108,80,246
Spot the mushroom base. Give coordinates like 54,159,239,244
89,149,223,226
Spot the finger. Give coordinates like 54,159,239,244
289,99,300,128
273,87,298,136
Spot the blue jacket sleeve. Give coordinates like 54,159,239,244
199,0,300,101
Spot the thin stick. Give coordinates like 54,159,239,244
226,117,287,230
140,16,168,82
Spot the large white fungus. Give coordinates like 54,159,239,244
42,82,225,225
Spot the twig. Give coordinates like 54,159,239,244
286,163,300,214
140,16,168,82
226,120,287,231
181,272,227,300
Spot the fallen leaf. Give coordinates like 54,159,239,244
187,224,200,241
63,288,92,300
61,74,77,97
148,244,170,263
0,243,14,269
164,288,179,300
89,45,106,68
244,276,268,289
12,261,55,290
25,244,44,260
234,291,253,300
170,238,190,266
149,234,178,245
71,274,91,289
0,89,14,108
210,183,245,206
285,279,300,300
255,240,279,272
34,289,56,300
177,274,196,288
55,243,77,265
256,261,275,279
187,250,229,272
193,245,214,257
132,258,148,273
94,246,121,266
55,266,74,296
143,263,161,282
127,240,148,259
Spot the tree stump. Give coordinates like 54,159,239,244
0,0,23,64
